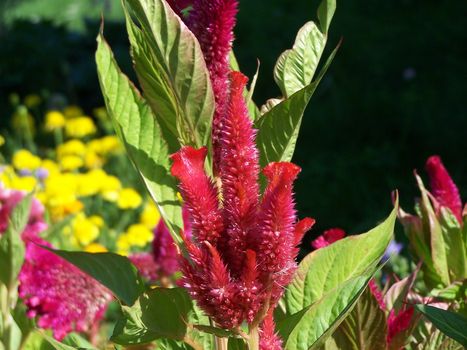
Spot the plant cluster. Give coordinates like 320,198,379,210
0,0,466,349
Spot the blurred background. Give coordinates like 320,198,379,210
0,0,466,245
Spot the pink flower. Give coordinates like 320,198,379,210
129,253,159,282
0,184,47,240
259,312,283,350
387,307,414,346
368,280,386,310
19,239,112,340
310,228,346,250
187,0,239,174
425,155,463,223
171,72,313,329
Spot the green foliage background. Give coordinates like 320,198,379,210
0,0,466,242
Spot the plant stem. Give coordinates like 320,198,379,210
247,325,259,350
215,336,228,350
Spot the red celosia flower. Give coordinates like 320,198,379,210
425,155,463,223
368,279,386,311
387,307,414,345
310,228,346,250
187,0,239,174
129,252,160,282
171,72,313,329
259,311,283,350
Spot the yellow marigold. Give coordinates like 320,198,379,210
125,224,153,247
100,175,122,202
117,188,142,209
84,151,103,169
77,169,107,197
85,243,108,253
65,116,96,138
8,176,37,192
40,159,60,176
63,105,83,119
12,149,41,171
24,94,41,108
99,136,122,155
71,214,100,246
57,139,86,158
89,215,104,228
0,135,4,146
59,155,84,171
44,110,66,131
116,234,131,256
140,201,161,229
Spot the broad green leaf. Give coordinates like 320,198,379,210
187,302,215,350
274,21,326,98
95,32,184,243
415,305,467,347
40,334,76,350
415,175,450,287
328,286,387,350
156,339,192,350
111,288,192,345
279,274,371,350
439,207,466,282
0,194,31,288
23,332,55,350
43,247,144,306
256,43,339,167
1,314,22,350
123,0,214,149
317,0,336,34
285,204,396,314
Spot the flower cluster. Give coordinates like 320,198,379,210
171,72,313,329
1,99,161,256
0,185,112,341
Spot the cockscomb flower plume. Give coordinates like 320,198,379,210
19,239,112,340
425,155,463,223
310,228,345,250
259,312,283,350
171,71,313,329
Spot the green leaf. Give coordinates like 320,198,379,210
1,314,22,350
415,305,467,347
186,302,215,350
279,274,372,350
256,43,339,167
192,325,235,338
328,286,387,350
285,204,396,314
415,174,450,287
317,0,336,34
42,247,144,306
384,268,418,313
62,333,97,349
228,338,247,350
95,32,184,243
41,334,76,350
439,207,466,282
274,21,326,98
22,332,55,350
0,194,31,288
111,288,192,345
123,0,214,149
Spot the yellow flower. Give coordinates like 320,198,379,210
12,150,41,171
44,111,66,131
0,135,4,147
85,243,108,253
57,139,86,158
89,215,104,228
40,160,60,176
140,201,161,229
9,176,37,192
63,105,83,119
125,224,153,247
116,234,131,256
65,116,97,138
77,169,106,196
72,213,100,246
59,155,84,171
84,151,103,169
24,94,41,108
117,188,142,209
99,136,122,155
100,175,122,202
41,173,82,221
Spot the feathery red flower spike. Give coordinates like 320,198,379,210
171,71,314,329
